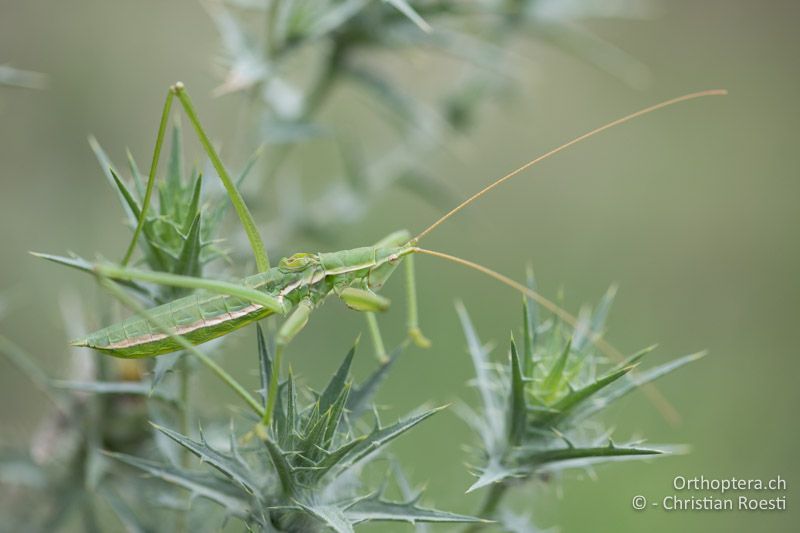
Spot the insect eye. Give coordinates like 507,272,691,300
279,253,314,272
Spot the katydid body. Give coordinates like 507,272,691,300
75,237,416,358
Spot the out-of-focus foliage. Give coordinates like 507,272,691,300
0,64,46,90
206,0,654,249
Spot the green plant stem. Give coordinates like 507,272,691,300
98,277,265,417
171,83,271,272
464,483,508,532
122,88,174,266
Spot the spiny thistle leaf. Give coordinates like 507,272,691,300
109,167,142,220
105,451,250,516
256,324,272,408
519,443,664,471
318,343,355,413
171,213,203,282
578,351,707,419
262,436,297,499
343,491,486,524
340,405,447,471
508,338,527,446
536,364,637,425
151,423,260,495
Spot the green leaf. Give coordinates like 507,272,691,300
88,136,137,226
105,451,250,516
320,383,351,452
455,302,499,427
172,213,202,280
262,437,296,498
517,443,664,471
310,436,367,484
295,502,354,533
507,338,526,446
182,173,203,235
340,406,446,471
151,423,259,495
319,343,355,414
344,492,485,524
256,324,272,408
582,351,707,418
536,364,635,425
109,167,142,220
542,338,572,396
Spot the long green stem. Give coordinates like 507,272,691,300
98,277,264,417
121,89,174,266
171,83,271,272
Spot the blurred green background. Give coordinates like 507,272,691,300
1,0,797,531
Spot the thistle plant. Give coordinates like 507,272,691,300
106,327,483,531
455,276,704,529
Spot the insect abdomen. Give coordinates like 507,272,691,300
75,291,275,358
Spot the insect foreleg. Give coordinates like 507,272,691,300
404,254,431,348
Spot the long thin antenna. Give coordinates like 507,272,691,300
413,246,681,424
414,89,727,242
